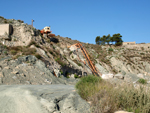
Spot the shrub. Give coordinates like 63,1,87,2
17,19,24,23
35,53,42,59
60,70,63,75
4,20,7,23
55,58,66,66
74,74,79,78
35,44,40,48
12,55,22,59
3,45,7,49
0,16,4,19
27,41,36,47
73,60,82,67
138,78,147,84
108,48,113,51
10,50,17,55
75,75,102,100
3,51,8,55
9,46,22,51
140,53,145,55
22,48,36,55
69,51,73,55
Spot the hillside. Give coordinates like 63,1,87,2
0,16,150,84
1,16,150,113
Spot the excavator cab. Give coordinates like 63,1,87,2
44,26,51,32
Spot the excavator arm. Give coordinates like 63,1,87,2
68,43,101,76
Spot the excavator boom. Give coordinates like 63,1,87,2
68,43,101,76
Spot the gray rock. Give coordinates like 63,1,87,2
58,92,90,113
95,63,108,74
54,69,61,77
114,73,124,79
0,85,90,113
17,55,37,64
121,70,126,75
137,73,144,78
0,55,78,85
124,73,139,83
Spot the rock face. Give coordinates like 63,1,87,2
1,17,150,77
0,55,78,85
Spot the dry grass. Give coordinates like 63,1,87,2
8,46,36,56
76,76,150,113
22,48,36,55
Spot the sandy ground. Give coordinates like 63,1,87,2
0,85,75,113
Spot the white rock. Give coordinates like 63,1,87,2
137,73,144,78
101,73,114,79
114,73,124,79
69,45,76,51
70,74,75,78
54,69,61,77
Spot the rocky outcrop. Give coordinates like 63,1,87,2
0,55,79,85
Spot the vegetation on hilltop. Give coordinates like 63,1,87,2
95,33,123,46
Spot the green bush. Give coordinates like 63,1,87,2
75,75,102,100
55,58,67,67
138,78,147,84
74,74,79,78
108,48,113,51
3,51,8,55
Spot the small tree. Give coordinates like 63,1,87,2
106,34,111,45
112,33,123,46
95,36,100,45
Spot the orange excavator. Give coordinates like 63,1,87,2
68,43,101,76
40,26,55,37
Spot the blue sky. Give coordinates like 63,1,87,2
0,0,150,44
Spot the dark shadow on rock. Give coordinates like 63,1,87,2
50,37,59,43
61,66,82,77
